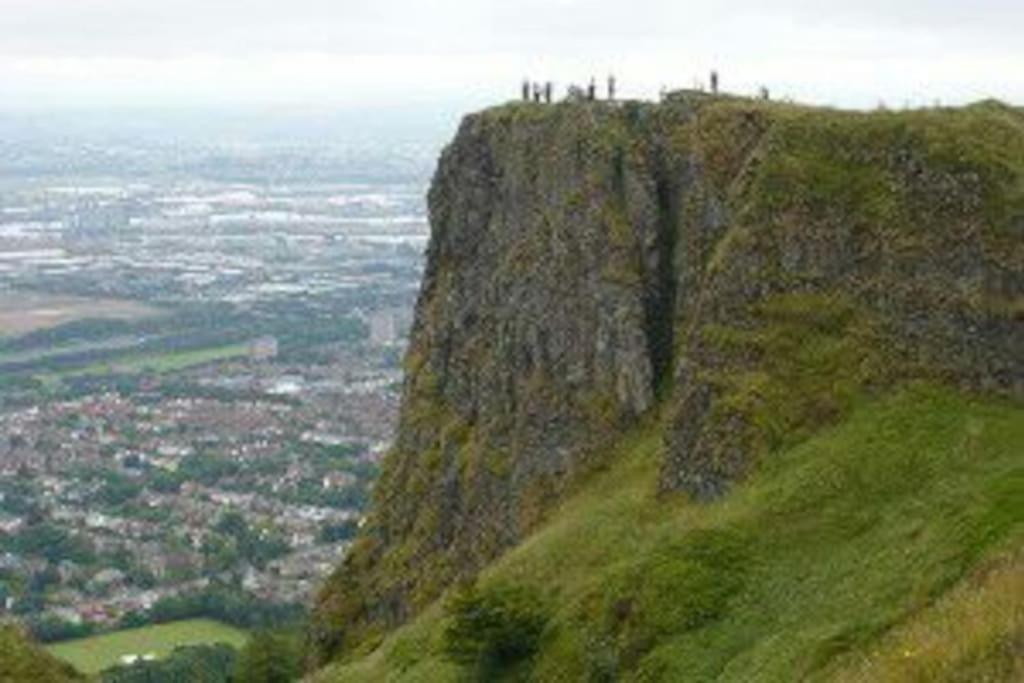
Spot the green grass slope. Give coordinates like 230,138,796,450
318,383,1023,682
0,624,82,682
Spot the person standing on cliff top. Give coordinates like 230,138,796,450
608,74,616,101
544,82,553,103
522,79,530,101
711,70,720,94
587,78,596,101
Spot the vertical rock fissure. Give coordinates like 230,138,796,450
646,149,680,397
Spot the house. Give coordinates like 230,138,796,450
0,515,24,534
248,336,279,360
322,471,356,490
87,568,126,592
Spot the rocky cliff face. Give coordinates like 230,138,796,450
311,95,1024,662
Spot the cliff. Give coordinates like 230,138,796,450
311,94,1024,666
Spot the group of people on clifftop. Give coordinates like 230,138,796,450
518,70,775,105
522,80,554,103
521,75,617,104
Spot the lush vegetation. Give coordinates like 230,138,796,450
1,521,95,565
232,630,306,683
118,586,304,632
0,623,82,682
100,644,237,683
318,384,1023,681
443,582,549,678
199,510,291,572
45,618,247,675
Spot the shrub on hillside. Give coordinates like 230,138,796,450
601,528,749,667
100,644,236,683
443,582,548,676
232,630,304,683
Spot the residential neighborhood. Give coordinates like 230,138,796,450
0,136,427,638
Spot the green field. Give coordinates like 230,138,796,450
45,619,248,675
64,343,250,378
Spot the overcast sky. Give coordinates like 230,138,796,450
1,0,1022,112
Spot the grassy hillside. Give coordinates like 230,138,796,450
0,624,82,682
318,383,1023,681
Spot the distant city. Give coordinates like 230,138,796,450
0,120,437,640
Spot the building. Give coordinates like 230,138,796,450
248,336,279,360
369,310,397,346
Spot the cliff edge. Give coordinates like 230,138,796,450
311,94,1024,664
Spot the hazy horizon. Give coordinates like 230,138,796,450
1,0,1022,115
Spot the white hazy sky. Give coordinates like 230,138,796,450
1,0,1022,111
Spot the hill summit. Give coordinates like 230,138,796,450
310,94,1024,680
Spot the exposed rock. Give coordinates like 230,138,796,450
311,94,1024,662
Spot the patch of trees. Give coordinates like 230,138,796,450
177,454,241,486
98,475,143,507
119,586,304,632
139,452,257,495
1,523,96,564
444,582,548,678
280,479,370,510
232,630,304,683
0,374,43,393
28,616,96,643
199,511,290,572
100,644,237,683
0,477,36,515
317,520,360,544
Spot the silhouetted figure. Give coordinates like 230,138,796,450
533,82,542,103
544,82,553,103
587,78,596,101
710,70,719,94
607,74,616,101
522,79,530,101
759,86,770,101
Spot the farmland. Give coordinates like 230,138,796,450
65,343,251,377
0,290,157,337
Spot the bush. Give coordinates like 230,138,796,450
232,630,303,683
318,520,360,544
443,582,548,676
601,528,748,666
101,644,237,683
